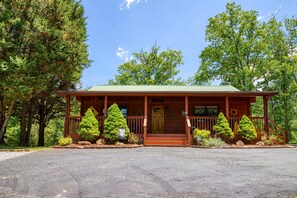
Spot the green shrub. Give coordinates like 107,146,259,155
45,118,64,146
4,117,20,146
212,112,234,138
103,103,130,142
78,108,100,142
238,115,257,141
128,133,139,144
261,133,278,145
192,129,211,141
58,137,73,146
202,137,225,147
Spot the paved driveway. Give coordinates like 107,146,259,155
0,148,297,198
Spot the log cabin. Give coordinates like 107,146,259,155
57,85,286,146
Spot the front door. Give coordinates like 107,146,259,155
152,106,164,133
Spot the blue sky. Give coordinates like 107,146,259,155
80,0,296,88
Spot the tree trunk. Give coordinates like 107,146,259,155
284,97,290,143
38,120,45,146
38,102,46,146
0,99,16,143
20,101,28,146
26,97,35,146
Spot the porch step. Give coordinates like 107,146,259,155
145,134,188,146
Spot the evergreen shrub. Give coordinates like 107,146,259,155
212,112,234,138
238,115,257,141
78,108,100,142
103,103,130,142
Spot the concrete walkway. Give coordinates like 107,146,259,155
0,148,297,198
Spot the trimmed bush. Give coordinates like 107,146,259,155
238,115,257,141
202,137,225,147
192,129,211,141
261,133,278,145
212,112,234,138
78,108,100,142
128,133,139,144
103,103,130,142
58,137,73,146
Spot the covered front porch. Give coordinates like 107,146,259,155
62,93,286,146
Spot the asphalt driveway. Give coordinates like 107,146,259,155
1,147,297,198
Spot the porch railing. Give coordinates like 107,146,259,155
126,116,145,139
189,116,286,144
68,115,145,139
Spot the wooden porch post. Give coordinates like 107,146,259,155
144,96,148,145
225,96,229,118
185,96,190,145
263,96,269,135
104,96,108,118
64,95,70,137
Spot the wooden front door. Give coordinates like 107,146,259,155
152,106,164,133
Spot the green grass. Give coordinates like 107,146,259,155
0,145,51,151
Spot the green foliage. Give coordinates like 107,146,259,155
78,108,100,142
238,115,257,141
103,103,130,142
261,133,278,145
213,112,234,138
0,0,90,145
128,133,139,144
58,137,73,146
109,43,184,85
192,129,211,141
201,137,225,147
44,119,64,146
4,117,20,146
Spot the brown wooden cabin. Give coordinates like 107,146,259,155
57,85,286,146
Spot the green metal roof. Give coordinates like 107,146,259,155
88,85,240,92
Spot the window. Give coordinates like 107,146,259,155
119,106,127,117
194,106,218,116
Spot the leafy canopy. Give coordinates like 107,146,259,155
109,44,184,85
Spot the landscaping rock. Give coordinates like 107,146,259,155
96,139,103,145
256,141,265,146
236,140,244,146
115,142,125,146
78,141,91,145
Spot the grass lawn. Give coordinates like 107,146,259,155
0,145,51,151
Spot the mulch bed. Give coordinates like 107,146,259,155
52,144,143,149
191,145,296,149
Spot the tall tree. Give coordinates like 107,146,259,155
194,2,273,91
0,0,89,145
194,2,297,142
109,44,184,85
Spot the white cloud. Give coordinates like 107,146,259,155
116,47,130,62
120,0,147,10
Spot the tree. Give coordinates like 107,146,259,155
194,2,297,143
194,2,277,91
103,103,130,142
78,108,100,142
0,0,89,146
109,44,184,85
238,115,257,141
213,112,233,139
